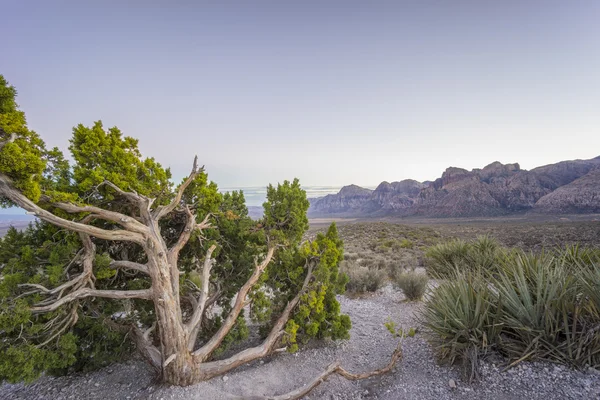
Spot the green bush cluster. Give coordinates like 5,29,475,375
421,243,600,380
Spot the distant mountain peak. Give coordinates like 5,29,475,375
308,156,600,218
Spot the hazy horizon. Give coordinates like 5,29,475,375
2,1,600,188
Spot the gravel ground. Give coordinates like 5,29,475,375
2,285,599,400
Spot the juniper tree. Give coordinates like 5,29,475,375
0,75,400,395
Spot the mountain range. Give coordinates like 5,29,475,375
308,156,600,218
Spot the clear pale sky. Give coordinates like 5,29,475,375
1,1,599,187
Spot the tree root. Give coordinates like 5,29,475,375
236,342,403,400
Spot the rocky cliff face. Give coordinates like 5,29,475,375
308,184,373,215
366,180,426,214
309,180,425,216
534,169,600,214
308,156,600,218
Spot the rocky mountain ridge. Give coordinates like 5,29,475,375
309,156,600,217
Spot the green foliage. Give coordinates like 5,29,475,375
0,334,78,383
392,271,429,301
212,315,250,358
558,243,600,270
284,223,351,350
420,269,501,380
0,75,46,204
69,121,172,200
384,320,417,338
0,223,94,381
0,76,352,384
425,235,503,278
421,244,600,380
263,178,309,245
56,315,133,374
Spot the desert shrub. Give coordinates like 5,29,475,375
425,239,470,277
425,236,503,278
420,269,500,380
558,244,600,270
341,262,386,294
399,238,414,249
493,252,583,366
392,271,428,301
422,247,600,379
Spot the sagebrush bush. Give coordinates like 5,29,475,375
422,245,600,379
393,271,428,301
340,261,386,294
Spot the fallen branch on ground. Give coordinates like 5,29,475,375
236,341,403,400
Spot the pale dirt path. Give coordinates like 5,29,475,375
2,286,599,400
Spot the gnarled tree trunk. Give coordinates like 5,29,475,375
0,155,402,395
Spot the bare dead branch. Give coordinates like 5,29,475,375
194,263,314,369
37,306,79,348
99,180,156,221
20,233,96,307
196,212,212,231
168,206,198,259
143,321,157,341
0,132,16,151
192,246,275,360
153,155,203,220
240,342,403,400
186,244,217,349
30,288,153,313
0,174,146,244
48,200,149,234
110,260,150,275
99,180,147,203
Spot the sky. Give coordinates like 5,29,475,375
1,1,599,190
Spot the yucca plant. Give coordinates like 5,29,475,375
494,252,576,364
559,244,600,271
420,269,502,380
425,236,504,278
574,260,600,368
422,244,600,377
425,239,470,278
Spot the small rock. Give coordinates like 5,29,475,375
449,379,457,389
222,375,229,382
94,383,100,387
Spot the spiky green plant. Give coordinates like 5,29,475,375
420,269,502,380
425,236,504,278
558,244,600,271
422,245,600,377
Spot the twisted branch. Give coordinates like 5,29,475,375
186,244,217,349
153,156,204,220
0,174,145,244
192,246,275,360
245,342,403,400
